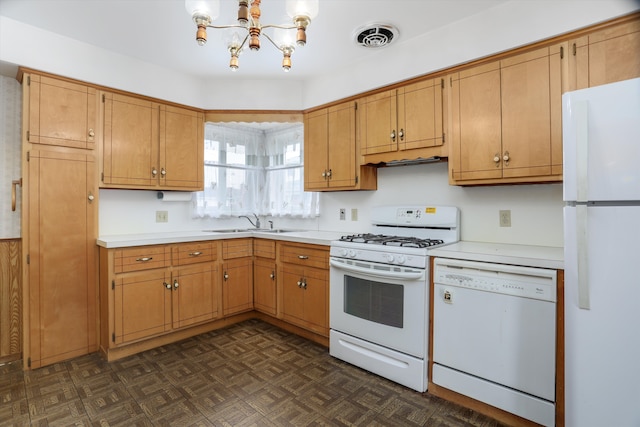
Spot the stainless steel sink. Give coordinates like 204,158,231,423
203,228,299,233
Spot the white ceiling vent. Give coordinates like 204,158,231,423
353,23,399,48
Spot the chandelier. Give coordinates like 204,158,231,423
185,0,319,72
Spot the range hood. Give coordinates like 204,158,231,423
370,156,443,167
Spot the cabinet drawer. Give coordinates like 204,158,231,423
254,239,276,259
172,242,216,265
281,243,328,270
114,245,170,273
222,238,253,259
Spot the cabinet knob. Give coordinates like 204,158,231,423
301,279,307,290
493,153,500,166
224,272,229,281
503,151,510,165
173,279,179,290
297,279,303,288
160,168,166,177
164,282,172,290
321,171,327,178
88,192,94,203
390,130,396,141
399,128,404,141
326,169,332,178
88,129,95,138
270,271,275,280
152,168,158,177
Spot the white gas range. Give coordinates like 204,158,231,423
329,205,460,392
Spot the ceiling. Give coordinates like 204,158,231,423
0,0,509,81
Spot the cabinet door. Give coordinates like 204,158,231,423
300,266,328,335
327,102,357,188
114,269,171,344
449,62,503,182
26,150,97,368
397,78,444,151
304,108,330,190
172,263,218,329
26,74,96,149
159,105,204,190
102,92,159,187
281,264,305,324
360,89,397,155
222,257,253,316
254,258,277,315
572,19,640,90
500,44,564,178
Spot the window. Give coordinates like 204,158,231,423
192,123,319,219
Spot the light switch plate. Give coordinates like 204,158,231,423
499,210,511,227
156,210,168,223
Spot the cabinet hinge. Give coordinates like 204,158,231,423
26,151,30,162
442,132,446,144
354,101,358,110
560,46,564,59
449,76,453,87
355,175,359,184
112,333,115,342
572,43,577,56
27,76,30,86
112,280,115,290
26,254,30,265
27,357,31,368
441,78,444,89
101,172,104,182
102,94,106,103
26,130,30,142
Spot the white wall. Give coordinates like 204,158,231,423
99,162,564,248
0,75,21,238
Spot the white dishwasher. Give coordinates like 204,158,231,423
432,258,557,427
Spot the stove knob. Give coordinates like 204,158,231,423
348,250,356,258
396,255,406,264
339,248,348,257
385,254,395,263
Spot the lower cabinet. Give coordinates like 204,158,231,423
278,243,329,336
99,237,330,359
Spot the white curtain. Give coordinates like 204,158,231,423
192,122,319,219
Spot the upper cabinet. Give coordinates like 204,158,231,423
304,101,376,191
359,78,446,164
448,43,566,185
101,92,204,191
24,74,97,150
569,17,640,90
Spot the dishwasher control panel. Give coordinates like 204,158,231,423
433,258,557,302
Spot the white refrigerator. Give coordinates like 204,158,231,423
563,77,640,427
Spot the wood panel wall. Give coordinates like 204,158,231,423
0,239,22,362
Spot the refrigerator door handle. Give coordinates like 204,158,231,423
576,204,590,309
574,100,589,203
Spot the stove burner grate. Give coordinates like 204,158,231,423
339,233,444,248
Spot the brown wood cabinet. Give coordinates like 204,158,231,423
359,78,446,164
222,239,253,316
0,239,22,363
25,149,98,368
448,43,566,185
102,242,220,349
304,101,376,191
24,74,97,150
278,242,328,336
101,92,204,190
253,240,277,315
570,17,640,90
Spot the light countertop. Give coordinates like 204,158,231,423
97,230,345,249
429,241,564,270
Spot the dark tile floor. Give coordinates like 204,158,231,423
0,319,506,426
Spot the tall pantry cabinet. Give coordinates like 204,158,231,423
20,71,98,369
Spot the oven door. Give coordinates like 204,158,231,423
329,256,428,358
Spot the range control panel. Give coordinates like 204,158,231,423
433,258,557,302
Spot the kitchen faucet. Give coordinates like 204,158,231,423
239,213,260,229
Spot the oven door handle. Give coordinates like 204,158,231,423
330,259,424,280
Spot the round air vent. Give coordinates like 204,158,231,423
353,23,399,48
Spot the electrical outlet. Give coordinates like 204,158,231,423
499,210,511,227
339,208,346,220
351,208,358,221
156,210,168,223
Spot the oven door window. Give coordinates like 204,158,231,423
344,275,403,328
